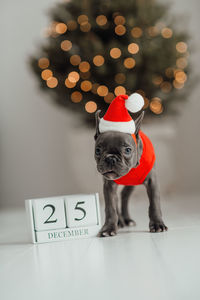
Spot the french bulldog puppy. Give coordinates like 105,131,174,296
94,110,168,237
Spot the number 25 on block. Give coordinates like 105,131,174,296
25,194,101,243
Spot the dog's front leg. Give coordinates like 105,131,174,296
99,179,118,237
144,166,168,233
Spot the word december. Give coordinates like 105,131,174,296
47,228,89,240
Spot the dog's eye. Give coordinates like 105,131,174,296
124,147,132,154
95,147,101,156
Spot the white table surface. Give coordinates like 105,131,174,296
1,194,200,300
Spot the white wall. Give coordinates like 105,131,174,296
0,0,199,208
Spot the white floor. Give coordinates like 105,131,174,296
1,195,200,300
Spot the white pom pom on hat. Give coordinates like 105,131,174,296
99,93,144,134
125,93,144,113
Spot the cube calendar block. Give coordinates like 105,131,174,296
25,193,101,243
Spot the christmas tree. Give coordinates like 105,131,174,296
30,0,190,125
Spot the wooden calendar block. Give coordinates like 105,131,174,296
65,194,98,228
25,193,101,243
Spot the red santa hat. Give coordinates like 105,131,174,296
99,93,144,134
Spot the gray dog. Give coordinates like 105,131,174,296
94,109,168,237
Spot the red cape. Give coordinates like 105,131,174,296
114,131,155,186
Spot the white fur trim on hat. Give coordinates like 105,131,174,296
99,118,136,134
125,93,144,113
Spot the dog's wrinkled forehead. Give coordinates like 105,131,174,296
96,131,135,149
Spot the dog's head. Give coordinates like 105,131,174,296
94,110,144,180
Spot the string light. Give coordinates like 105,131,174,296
97,85,108,96
71,91,83,103
176,57,188,69
68,71,80,83
115,25,126,36
70,55,81,66
110,48,121,59
38,58,49,69
124,58,135,69
176,42,187,53
85,101,97,113
131,27,143,38
128,43,139,54
173,80,184,89
80,80,92,92
41,69,53,80
61,40,72,51
46,77,58,88
65,78,76,88
160,81,172,93
152,75,163,85
114,16,125,25
104,92,115,103
55,23,67,34
150,97,163,114
79,61,90,72
161,27,173,38
77,15,88,25
96,15,107,26
114,86,126,96
93,55,105,66
175,70,187,83
67,20,77,31
115,73,126,84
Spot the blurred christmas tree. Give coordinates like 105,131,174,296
30,0,190,125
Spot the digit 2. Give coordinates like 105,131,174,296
74,201,86,221
43,204,58,224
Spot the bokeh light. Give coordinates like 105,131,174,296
55,23,67,34
161,27,173,38
124,58,135,69
115,25,126,36
71,91,83,103
61,40,72,51
152,75,163,85
176,42,188,53
79,61,90,72
80,22,91,32
80,80,92,92
176,57,188,69
128,43,139,54
160,81,172,93
41,69,53,80
93,55,105,66
114,16,125,25
77,15,88,25
97,85,108,96
150,97,163,114
173,80,184,89
65,78,76,88
175,70,187,83
114,86,126,96
46,77,58,88
147,26,159,37
115,73,126,84
165,67,174,78
104,92,115,103
85,101,97,113
96,15,107,26
110,48,121,59
68,71,80,83
67,20,78,31
131,27,143,38
38,58,49,69
70,55,81,66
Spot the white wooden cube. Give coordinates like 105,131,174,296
65,194,98,228
25,193,101,243
32,197,66,231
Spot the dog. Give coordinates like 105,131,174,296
94,102,168,237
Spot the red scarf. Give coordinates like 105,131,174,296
114,131,155,186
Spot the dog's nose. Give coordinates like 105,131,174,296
105,156,117,166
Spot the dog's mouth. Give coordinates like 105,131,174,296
103,170,119,180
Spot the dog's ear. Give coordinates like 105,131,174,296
94,110,101,140
135,111,144,137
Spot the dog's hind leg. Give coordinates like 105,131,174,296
121,186,136,226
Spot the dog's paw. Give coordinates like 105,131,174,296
149,221,168,233
118,215,125,228
98,223,118,237
124,218,136,227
